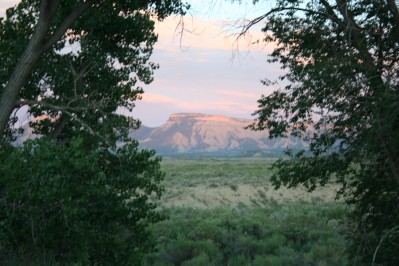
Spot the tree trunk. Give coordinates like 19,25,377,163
0,42,46,140
0,0,93,140
336,0,399,185
0,0,59,140
387,0,399,41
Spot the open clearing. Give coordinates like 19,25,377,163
159,158,342,209
144,158,349,265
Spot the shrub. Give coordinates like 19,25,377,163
0,138,163,265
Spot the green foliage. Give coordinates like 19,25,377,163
144,204,348,265
0,137,164,264
246,1,399,264
0,0,187,142
0,1,187,263
161,159,273,186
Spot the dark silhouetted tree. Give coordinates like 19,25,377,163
243,0,399,264
0,0,186,140
0,0,187,264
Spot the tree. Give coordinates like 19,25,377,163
0,138,164,264
0,0,186,140
243,0,399,264
0,0,187,264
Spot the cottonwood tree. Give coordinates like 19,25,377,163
243,0,399,264
0,138,165,264
0,0,186,263
0,0,185,140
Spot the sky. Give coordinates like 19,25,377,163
0,0,283,127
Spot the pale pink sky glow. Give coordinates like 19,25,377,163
1,1,283,127
133,14,282,126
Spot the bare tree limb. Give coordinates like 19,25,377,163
235,5,343,40
373,225,399,265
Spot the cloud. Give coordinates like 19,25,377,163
215,89,259,100
140,93,178,104
138,93,258,118
154,15,275,54
133,98,258,127
0,0,283,128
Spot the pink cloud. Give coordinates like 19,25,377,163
140,93,178,104
216,89,259,99
139,92,256,114
154,16,276,54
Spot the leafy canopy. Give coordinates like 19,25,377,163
246,0,399,264
0,0,187,142
0,0,187,140
0,0,187,264
0,138,164,264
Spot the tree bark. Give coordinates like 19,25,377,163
49,115,68,140
0,1,58,140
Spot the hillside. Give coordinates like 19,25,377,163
14,113,308,155
130,113,307,155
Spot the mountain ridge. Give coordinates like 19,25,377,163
130,113,308,155
14,113,308,156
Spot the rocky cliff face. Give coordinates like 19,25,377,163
130,113,308,154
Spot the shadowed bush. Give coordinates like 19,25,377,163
144,204,348,265
0,138,164,265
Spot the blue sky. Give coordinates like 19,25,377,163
1,1,283,127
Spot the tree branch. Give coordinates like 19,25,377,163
41,0,96,53
373,225,399,265
236,5,343,40
336,0,399,186
0,0,97,139
319,0,344,26
48,115,67,139
0,1,63,139
16,99,111,146
387,0,399,41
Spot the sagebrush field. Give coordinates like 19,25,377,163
144,158,349,265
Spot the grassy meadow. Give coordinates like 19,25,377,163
144,158,350,265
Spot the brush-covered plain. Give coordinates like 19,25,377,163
144,158,349,265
